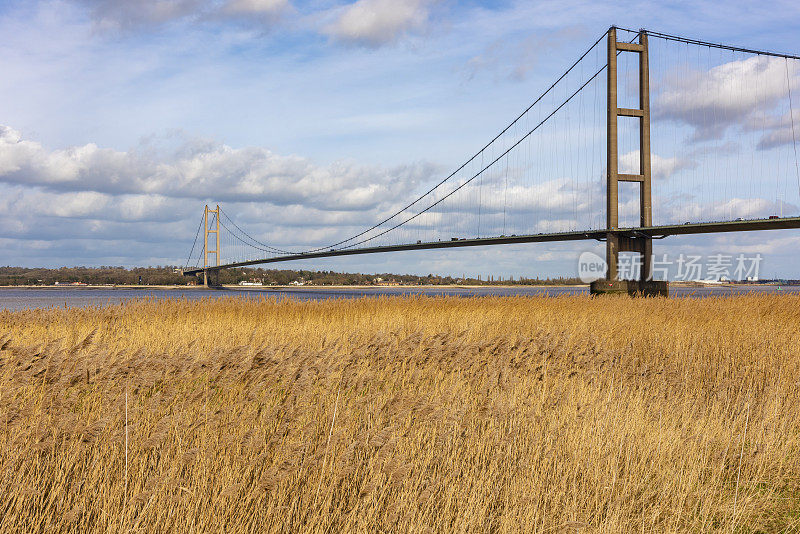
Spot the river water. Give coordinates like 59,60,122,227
0,285,797,311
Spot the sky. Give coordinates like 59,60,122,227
2,0,800,280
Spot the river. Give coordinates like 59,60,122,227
0,285,797,311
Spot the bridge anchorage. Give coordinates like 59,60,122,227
183,26,800,296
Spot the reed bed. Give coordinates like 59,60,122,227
1,294,799,532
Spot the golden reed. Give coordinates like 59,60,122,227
1,295,798,532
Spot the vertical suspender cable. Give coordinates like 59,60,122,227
786,57,800,197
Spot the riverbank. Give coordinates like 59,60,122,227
3,280,794,291
0,283,590,290
0,284,199,290
5,282,795,291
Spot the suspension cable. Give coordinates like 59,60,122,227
336,59,611,251
329,30,645,251
191,27,800,267
218,216,292,257
619,27,800,60
184,212,204,269
189,28,652,263
303,28,612,253
218,207,293,254
195,212,216,268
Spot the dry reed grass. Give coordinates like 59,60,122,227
1,294,799,532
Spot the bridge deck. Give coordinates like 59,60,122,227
182,217,800,276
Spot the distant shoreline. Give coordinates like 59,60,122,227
0,284,590,290
1,282,796,291
0,285,202,290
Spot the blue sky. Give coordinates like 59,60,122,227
2,0,800,279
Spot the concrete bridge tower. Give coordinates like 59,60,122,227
590,28,668,296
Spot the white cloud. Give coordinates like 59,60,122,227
0,126,435,211
653,194,797,227
78,0,290,31
465,26,586,82
619,150,696,180
750,109,800,150
701,233,800,255
216,0,291,25
221,0,288,15
0,187,185,223
80,0,206,31
654,55,800,141
323,0,434,47
1,124,615,257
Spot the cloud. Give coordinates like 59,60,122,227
751,109,800,150
79,0,207,31
0,124,614,257
77,0,290,31
0,126,435,211
0,187,186,223
215,0,290,25
654,55,799,141
699,233,800,255
466,26,586,82
619,150,696,180
323,0,434,48
220,0,288,16
657,196,794,226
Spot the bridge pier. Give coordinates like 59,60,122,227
591,233,668,296
590,279,668,297
202,269,222,288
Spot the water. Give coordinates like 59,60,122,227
0,285,797,311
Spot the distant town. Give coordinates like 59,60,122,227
0,266,798,288
0,266,586,287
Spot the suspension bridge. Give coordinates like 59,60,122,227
182,26,800,295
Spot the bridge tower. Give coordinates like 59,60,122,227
592,27,668,296
203,204,220,287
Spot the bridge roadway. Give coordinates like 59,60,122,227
182,216,800,276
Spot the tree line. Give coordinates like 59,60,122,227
0,266,583,286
